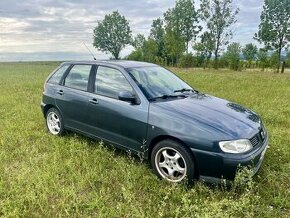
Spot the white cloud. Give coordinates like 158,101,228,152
0,0,264,61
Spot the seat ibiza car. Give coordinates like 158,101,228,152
41,61,268,184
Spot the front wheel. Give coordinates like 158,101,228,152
151,139,195,185
46,108,65,136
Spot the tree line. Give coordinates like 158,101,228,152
93,0,290,73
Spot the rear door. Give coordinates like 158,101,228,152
86,65,149,152
55,64,94,131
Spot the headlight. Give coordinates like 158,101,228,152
219,139,253,153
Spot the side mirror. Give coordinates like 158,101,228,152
118,91,136,103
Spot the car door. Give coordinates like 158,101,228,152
86,65,149,152
55,64,94,131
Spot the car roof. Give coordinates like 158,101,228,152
61,60,157,68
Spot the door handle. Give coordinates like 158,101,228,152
89,98,98,105
57,90,64,95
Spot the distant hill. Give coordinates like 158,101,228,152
239,49,288,61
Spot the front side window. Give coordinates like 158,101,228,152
64,65,91,91
95,66,133,99
127,66,193,100
48,65,70,84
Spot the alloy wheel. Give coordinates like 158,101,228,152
47,112,61,135
155,147,187,182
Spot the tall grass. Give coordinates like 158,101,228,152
0,62,289,217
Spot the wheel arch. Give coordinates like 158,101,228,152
43,104,63,119
43,104,54,117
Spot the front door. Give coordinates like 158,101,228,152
86,66,149,152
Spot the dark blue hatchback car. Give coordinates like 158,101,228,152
41,60,268,184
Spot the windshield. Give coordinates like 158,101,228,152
127,66,194,100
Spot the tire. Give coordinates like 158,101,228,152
46,108,65,136
151,139,195,185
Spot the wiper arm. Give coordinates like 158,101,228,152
174,88,198,93
149,94,185,102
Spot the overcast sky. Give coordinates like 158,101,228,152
0,0,263,61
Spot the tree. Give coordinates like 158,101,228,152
149,18,165,58
163,29,185,65
254,0,290,73
163,7,184,65
127,49,144,61
242,43,258,63
132,34,145,50
93,11,132,59
193,31,215,67
200,0,239,69
269,52,280,70
164,0,201,54
128,34,146,62
257,48,269,71
128,37,159,63
224,42,241,71
142,39,159,62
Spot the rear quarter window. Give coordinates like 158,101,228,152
64,65,92,91
48,65,70,84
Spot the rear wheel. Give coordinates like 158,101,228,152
151,139,195,185
46,108,64,136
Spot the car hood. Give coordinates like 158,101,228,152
152,93,261,139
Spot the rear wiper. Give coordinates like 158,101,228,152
174,88,198,93
148,94,185,102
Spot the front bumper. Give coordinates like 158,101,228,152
192,134,269,182
40,101,46,116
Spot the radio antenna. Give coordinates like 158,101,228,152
83,42,96,60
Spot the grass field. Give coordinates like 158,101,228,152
0,62,289,217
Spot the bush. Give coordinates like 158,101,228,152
127,49,144,61
287,52,290,67
256,49,269,71
178,53,195,68
153,56,166,66
216,57,229,69
224,43,242,71
269,52,279,71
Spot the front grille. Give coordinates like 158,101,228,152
250,135,260,147
249,125,267,147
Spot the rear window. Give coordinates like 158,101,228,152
48,65,70,84
64,65,92,91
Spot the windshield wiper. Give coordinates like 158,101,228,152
174,88,198,93
148,94,185,102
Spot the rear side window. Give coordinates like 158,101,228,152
95,66,133,99
64,65,91,91
48,65,70,84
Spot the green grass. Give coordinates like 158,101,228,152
0,62,289,217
